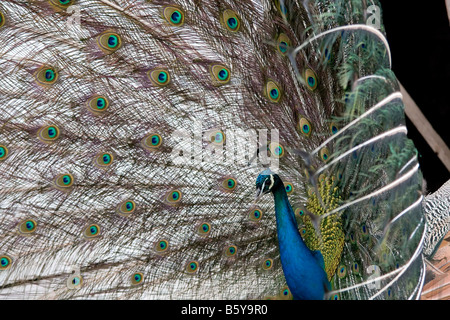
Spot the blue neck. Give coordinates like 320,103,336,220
272,183,330,300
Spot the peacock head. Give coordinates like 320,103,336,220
255,169,281,198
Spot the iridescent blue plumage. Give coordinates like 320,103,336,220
256,171,330,299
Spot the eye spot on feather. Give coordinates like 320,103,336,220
222,9,240,32
319,147,330,162
284,182,294,195
360,224,369,240
330,294,340,300
264,81,282,103
222,177,237,192
84,224,100,239
0,145,9,161
35,66,58,86
305,69,318,91
54,173,74,190
330,123,338,135
116,200,136,217
294,208,305,218
87,95,109,114
97,31,122,54
337,265,347,278
186,261,199,274
67,274,83,289
225,245,237,257
268,142,285,158
385,287,394,299
262,258,273,270
142,133,163,151
279,287,293,300
297,116,312,137
0,255,12,270
37,125,60,143
249,207,263,222
19,219,37,235
299,228,307,238
148,68,171,87
206,129,226,146
130,272,144,286
48,0,73,10
0,11,5,28
210,64,231,85
155,240,169,253
95,152,114,168
166,189,182,205
163,6,185,26
276,33,290,55
198,223,211,236
351,262,360,275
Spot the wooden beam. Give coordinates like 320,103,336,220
399,82,450,172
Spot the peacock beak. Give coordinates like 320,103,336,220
255,186,265,201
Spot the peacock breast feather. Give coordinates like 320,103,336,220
299,175,345,281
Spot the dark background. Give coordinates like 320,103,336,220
378,0,450,193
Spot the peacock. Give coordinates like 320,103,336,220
0,0,437,300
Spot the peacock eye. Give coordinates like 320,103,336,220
210,64,231,85
330,123,338,135
294,208,305,217
67,274,83,289
186,261,199,274
360,224,369,239
225,245,237,257
264,80,282,103
206,129,226,146
198,223,211,236
0,11,5,28
116,199,136,217
38,125,60,143
249,207,263,222
268,142,285,158
48,0,73,9
305,68,318,91
276,33,290,55
262,258,273,270
54,173,74,189
222,9,240,32
83,224,101,239
351,262,360,275
95,152,114,168
155,240,169,252
142,133,163,150
166,189,182,205
338,265,347,278
279,287,293,300
0,145,9,161
222,177,237,192
35,66,58,86
319,147,330,162
297,116,312,137
97,31,122,54
19,219,37,234
148,68,171,87
87,95,109,114
284,182,294,195
0,255,12,270
163,6,185,26
130,272,144,285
